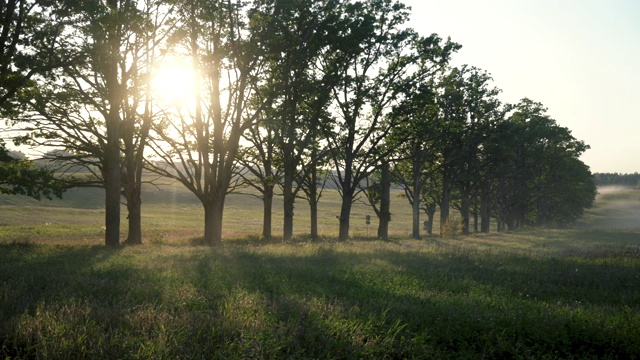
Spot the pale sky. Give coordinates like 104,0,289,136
404,0,640,173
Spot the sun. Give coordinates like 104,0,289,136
151,56,197,107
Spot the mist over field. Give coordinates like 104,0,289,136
597,185,635,196
579,186,640,231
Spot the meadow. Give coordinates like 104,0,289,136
0,184,639,359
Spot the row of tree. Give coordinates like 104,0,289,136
1,0,596,246
593,173,640,187
385,91,596,237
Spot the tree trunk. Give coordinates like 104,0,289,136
211,198,224,246
125,192,142,245
122,143,143,245
497,205,505,232
310,196,319,239
203,199,225,247
307,147,320,240
262,185,273,240
411,160,421,239
505,202,517,231
123,40,153,245
203,202,215,246
480,188,490,233
460,186,470,236
103,0,121,247
338,191,353,241
425,206,435,235
283,170,295,241
281,62,299,242
506,216,516,231
473,203,479,233
377,163,391,241
309,167,320,240
536,199,545,226
104,110,121,247
439,174,451,237
104,163,121,246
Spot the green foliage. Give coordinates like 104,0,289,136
486,99,596,228
0,142,64,200
0,0,78,115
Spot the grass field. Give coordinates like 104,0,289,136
0,185,639,358
0,181,417,242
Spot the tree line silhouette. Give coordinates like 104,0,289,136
593,173,640,188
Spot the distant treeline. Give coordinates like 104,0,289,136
593,173,640,187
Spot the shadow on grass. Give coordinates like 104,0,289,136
186,244,639,358
0,243,125,317
1,240,638,358
443,229,640,254
0,243,170,358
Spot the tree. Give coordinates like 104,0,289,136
0,0,77,203
246,0,342,241
388,79,441,239
486,98,595,230
321,0,457,241
360,162,391,240
418,172,441,235
534,153,596,226
237,108,282,240
432,67,466,236
297,139,330,240
148,0,274,246
19,0,167,246
120,0,173,244
451,66,502,235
